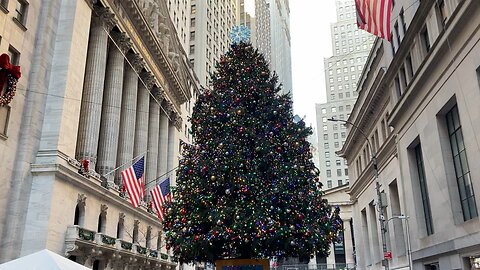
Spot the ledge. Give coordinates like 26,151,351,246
0,4,8,14
12,17,27,31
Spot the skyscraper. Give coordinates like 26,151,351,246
315,0,374,190
187,0,238,88
268,0,292,96
237,0,271,64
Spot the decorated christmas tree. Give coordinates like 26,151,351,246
164,31,342,264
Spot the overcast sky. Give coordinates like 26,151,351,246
290,1,337,127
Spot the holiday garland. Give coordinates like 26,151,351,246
0,53,21,106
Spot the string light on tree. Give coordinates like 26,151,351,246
163,37,341,264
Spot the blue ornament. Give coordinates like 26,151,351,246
229,25,251,44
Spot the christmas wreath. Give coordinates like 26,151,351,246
0,53,21,106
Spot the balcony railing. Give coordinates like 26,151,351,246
65,225,176,268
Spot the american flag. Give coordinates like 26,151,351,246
150,178,172,221
121,157,145,208
355,0,392,41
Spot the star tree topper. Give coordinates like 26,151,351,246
229,25,251,44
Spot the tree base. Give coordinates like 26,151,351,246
215,259,270,270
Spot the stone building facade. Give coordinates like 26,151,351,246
338,0,480,269
0,0,199,269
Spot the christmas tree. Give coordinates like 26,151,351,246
164,40,342,264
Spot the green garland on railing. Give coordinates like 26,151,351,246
121,241,133,250
150,250,158,258
160,253,169,260
137,246,147,255
101,235,116,245
78,228,95,241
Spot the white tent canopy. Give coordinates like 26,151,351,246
0,249,91,270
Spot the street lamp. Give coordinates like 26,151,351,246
327,117,390,270
386,215,412,270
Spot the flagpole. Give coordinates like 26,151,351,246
103,150,149,177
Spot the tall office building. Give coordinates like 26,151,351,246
188,0,237,88
268,0,292,96
315,0,374,190
237,0,271,64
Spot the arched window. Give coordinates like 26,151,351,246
116,214,125,239
97,213,106,233
133,221,139,243
73,204,85,226
146,226,152,248
157,231,162,250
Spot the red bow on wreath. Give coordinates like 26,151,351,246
0,53,21,80
0,54,21,106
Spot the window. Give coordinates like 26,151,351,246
97,212,106,233
332,107,337,113
322,117,327,123
323,125,328,131
0,106,10,138
323,134,328,140
326,170,332,177
424,262,440,270
337,169,342,176
190,31,195,40
395,75,402,97
436,0,447,27
327,180,332,188
394,22,401,47
116,217,124,239
446,105,478,220
421,27,431,53
336,160,341,166
334,133,339,139
406,54,414,80
334,141,340,148
345,168,349,176
321,108,327,114
325,152,330,158
338,180,343,186
390,34,395,55
0,0,7,10
341,132,346,138
191,4,196,14
8,45,20,65
326,160,331,167
324,143,329,149
400,67,408,88
189,45,195,55
414,144,434,235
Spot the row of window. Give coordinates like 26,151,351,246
329,65,364,75
74,203,162,250
326,168,349,178
320,105,352,115
325,179,349,189
0,0,28,28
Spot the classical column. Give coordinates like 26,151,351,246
157,100,170,180
76,7,116,168
133,71,153,157
146,86,161,192
115,53,143,185
167,117,176,172
97,32,131,186
343,218,355,265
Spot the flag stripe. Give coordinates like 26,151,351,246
355,0,392,41
120,157,145,208
150,178,171,221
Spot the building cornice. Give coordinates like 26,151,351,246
388,0,476,130
101,0,192,110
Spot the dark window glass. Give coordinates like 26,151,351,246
415,144,434,235
446,105,478,220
